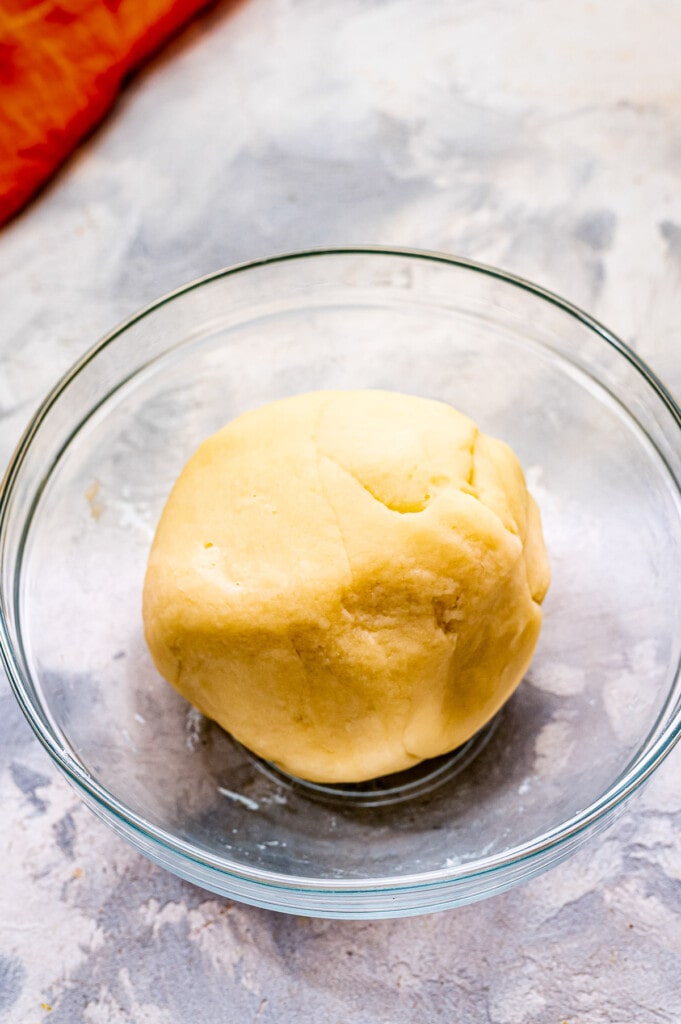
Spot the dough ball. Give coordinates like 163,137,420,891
143,390,550,783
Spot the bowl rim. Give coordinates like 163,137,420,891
1,245,681,896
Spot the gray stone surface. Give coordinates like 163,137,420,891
1,1,681,1020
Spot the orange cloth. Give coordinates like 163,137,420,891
0,0,215,225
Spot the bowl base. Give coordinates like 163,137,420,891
235,714,501,808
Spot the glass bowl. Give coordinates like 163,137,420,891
2,249,680,919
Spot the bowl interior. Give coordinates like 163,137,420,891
8,252,681,887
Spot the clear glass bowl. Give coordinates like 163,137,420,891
2,249,680,919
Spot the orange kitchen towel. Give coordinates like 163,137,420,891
0,0,216,225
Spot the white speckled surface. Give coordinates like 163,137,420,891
2,1,681,1020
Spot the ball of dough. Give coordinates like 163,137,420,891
143,390,550,783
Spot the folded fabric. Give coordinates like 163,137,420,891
0,0,215,225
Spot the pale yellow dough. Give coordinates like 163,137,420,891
143,390,550,783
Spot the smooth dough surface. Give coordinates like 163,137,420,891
143,390,550,783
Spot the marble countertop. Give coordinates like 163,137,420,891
2,1,681,1021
